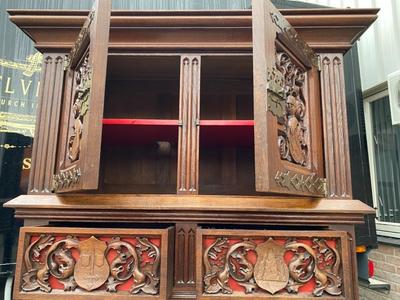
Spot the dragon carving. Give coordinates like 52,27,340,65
203,237,343,297
20,234,161,296
106,237,161,295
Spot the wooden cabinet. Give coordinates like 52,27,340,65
53,0,325,197
5,0,379,299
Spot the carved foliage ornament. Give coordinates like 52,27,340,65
21,235,161,295
64,10,94,70
52,167,81,191
275,170,326,195
203,237,342,297
270,12,319,68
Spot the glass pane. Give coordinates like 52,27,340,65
371,96,400,223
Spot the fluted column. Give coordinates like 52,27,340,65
319,53,352,198
177,55,201,194
28,54,65,194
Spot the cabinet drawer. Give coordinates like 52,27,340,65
14,226,173,300
196,229,353,300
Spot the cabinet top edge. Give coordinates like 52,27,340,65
7,8,379,16
7,7,378,53
4,194,375,215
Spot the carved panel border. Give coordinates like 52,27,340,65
14,227,173,300
196,229,353,300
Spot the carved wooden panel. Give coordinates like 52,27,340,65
28,54,65,194
174,224,196,291
53,0,111,193
252,0,325,196
177,56,201,194
319,53,352,199
14,227,173,300
196,229,353,299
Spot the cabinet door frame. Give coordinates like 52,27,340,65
53,0,111,193
252,0,325,197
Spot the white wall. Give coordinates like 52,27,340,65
298,0,400,91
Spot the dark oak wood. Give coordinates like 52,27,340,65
196,229,353,299
319,53,353,198
7,9,378,53
28,53,65,194
329,224,359,300
177,56,201,194
5,194,374,226
199,56,254,195
53,0,111,192
5,2,379,299
173,223,197,295
252,0,325,196
14,226,173,300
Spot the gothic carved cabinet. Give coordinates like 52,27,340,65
5,1,378,299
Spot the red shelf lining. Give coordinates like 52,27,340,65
102,119,179,126
199,120,254,126
102,119,254,147
199,120,254,147
102,119,254,126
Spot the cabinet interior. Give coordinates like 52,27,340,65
199,56,255,195
99,55,255,195
100,56,180,194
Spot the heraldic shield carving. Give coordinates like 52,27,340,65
254,238,289,294
18,228,165,297
74,236,109,291
201,230,345,297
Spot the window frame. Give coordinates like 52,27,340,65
364,83,400,238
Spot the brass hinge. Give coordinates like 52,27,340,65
322,178,328,197
317,55,322,71
63,55,70,71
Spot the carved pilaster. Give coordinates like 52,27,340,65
177,56,201,194
174,223,196,293
319,53,352,198
29,54,65,194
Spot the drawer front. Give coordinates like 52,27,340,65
196,229,353,300
14,226,173,300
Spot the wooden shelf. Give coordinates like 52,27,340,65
200,120,254,146
102,119,254,146
102,118,179,145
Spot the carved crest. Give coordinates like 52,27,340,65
68,53,92,163
254,238,289,294
203,234,343,297
275,53,308,166
74,236,109,291
20,233,162,296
